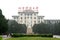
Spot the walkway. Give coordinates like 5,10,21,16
2,35,11,40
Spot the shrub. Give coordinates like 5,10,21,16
11,33,53,37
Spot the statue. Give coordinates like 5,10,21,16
26,20,33,34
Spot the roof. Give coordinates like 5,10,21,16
23,10,34,12
12,16,19,17
12,16,19,18
44,19,60,21
18,10,38,14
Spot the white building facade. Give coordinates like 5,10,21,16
12,7,44,28
12,7,44,34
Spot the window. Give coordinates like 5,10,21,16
34,21,36,24
25,17,26,19
21,17,22,19
21,14,23,15
34,14,36,16
34,17,36,19
25,21,26,23
25,14,26,16
30,14,32,16
38,18,40,19
27,17,29,19
27,14,29,16
31,24,32,27
30,17,32,19
38,21,40,23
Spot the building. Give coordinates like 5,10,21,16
44,20,60,24
12,7,44,34
12,7,60,34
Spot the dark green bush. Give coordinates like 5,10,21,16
11,33,53,37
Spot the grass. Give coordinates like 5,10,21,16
5,37,60,40
0,36,2,40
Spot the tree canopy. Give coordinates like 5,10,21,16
8,20,27,33
0,9,8,34
33,23,54,34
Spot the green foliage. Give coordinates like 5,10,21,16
53,23,60,35
0,9,8,34
33,23,53,34
8,20,27,33
33,22,60,35
11,33,53,37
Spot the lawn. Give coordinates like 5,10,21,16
0,36,2,40
5,37,60,40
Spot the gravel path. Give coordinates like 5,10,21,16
2,35,11,40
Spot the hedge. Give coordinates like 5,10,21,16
11,33,53,37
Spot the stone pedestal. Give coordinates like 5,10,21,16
27,27,33,34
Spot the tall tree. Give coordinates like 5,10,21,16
33,23,53,34
0,9,8,34
8,20,27,33
53,23,60,35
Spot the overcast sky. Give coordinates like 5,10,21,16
0,0,60,19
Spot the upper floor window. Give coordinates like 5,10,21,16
34,17,36,19
21,17,22,19
27,17,29,19
25,14,26,16
38,18,40,19
21,14,23,16
34,14,36,16
34,21,36,24
25,17,26,19
30,17,32,19
27,14,29,16
30,14,32,16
